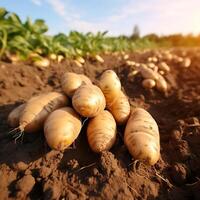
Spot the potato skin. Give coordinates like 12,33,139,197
108,91,130,125
98,70,121,107
72,84,106,117
87,110,117,153
124,108,160,165
7,104,25,127
44,107,81,150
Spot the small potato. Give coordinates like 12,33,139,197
181,58,191,68
108,91,130,125
139,65,158,80
147,57,153,62
95,55,104,63
128,70,139,78
49,54,57,60
33,58,50,68
174,56,183,63
87,110,117,153
57,55,64,63
151,57,158,63
74,60,82,67
44,107,81,150
123,54,129,60
126,60,136,66
163,53,173,61
158,62,170,72
142,79,156,89
8,104,25,127
76,56,85,64
124,108,160,165
72,84,106,117
156,74,168,93
98,70,121,107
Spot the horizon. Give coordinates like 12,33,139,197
1,0,200,36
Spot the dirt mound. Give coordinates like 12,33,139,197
0,48,200,200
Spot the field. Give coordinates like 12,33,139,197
0,48,200,200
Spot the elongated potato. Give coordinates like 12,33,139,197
156,74,168,93
139,65,158,80
61,72,92,97
19,92,68,133
158,62,170,72
72,84,106,117
107,91,130,125
124,108,160,165
8,104,25,127
44,107,82,150
98,70,121,107
87,110,117,153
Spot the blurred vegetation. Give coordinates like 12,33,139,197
0,7,200,62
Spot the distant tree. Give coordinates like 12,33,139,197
130,25,140,40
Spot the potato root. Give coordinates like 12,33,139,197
19,92,68,133
72,84,106,117
98,70,121,107
124,108,160,165
87,110,117,153
61,72,92,97
107,91,130,125
8,104,25,127
44,107,82,150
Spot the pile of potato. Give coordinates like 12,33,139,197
127,51,191,93
8,70,160,165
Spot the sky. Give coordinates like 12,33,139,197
1,0,200,36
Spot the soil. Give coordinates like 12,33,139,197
0,48,200,200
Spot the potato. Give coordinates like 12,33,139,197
98,70,121,107
158,62,170,72
182,58,191,68
44,107,81,150
156,74,168,93
72,84,106,117
19,92,68,133
33,58,50,68
87,110,117,153
107,91,130,125
139,65,158,80
124,108,160,165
